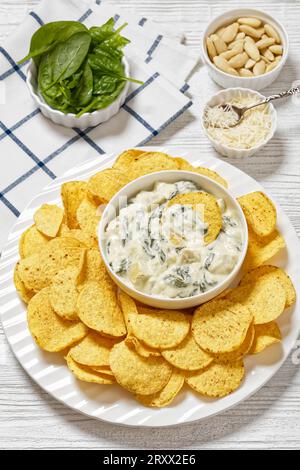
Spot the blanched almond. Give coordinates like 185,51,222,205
265,24,281,44
239,68,253,77
228,39,244,53
255,37,275,49
245,58,256,69
220,49,240,60
269,44,283,55
216,26,226,37
239,25,263,39
245,35,255,44
244,41,260,61
266,61,279,72
213,56,239,75
262,48,275,61
253,59,266,75
221,22,239,43
228,52,249,69
238,17,262,28
211,34,227,54
236,32,245,40
206,37,217,59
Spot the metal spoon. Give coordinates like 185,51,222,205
212,86,300,128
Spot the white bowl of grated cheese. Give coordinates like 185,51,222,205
201,87,277,158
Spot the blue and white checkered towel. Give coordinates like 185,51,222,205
0,0,198,250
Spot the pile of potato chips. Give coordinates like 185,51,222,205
14,150,296,407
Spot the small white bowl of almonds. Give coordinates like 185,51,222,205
202,9,288,90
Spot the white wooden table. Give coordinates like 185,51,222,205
1,0,300,450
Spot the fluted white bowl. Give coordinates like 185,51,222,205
26,58,130,129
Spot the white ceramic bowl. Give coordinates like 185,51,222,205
26,58,130,129
202,8,289,91
98,170,248,309
201,87,277,158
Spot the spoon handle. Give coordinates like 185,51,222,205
245,86,300,111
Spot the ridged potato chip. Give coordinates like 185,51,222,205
250,322,282,354
136,369,184,407
192,299,253,354
14,262,35,304
130,306,190,349
66,353,115,384
240,265,296,308
69,332,117,367
110,341,172,395
161,333,213,371
212,323,255,363
49,266,80,320
244,228,285,271
61,181,87,229
87,168,129,204
28,288,87,352
19,225,49,259
226,277,286,325
34,204,64,238
77,281,126,338
237,191,276,237
76,197,101,238
18,237,85,292
168,192,222,244
185,360,245,398
113,149,146,169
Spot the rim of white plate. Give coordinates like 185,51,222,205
0,146,299,428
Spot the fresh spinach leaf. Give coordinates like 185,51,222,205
72,61,93,106
93,74,121,95
76,80,126,117
39,32,91,92
19,21,88,64
89,18,116,45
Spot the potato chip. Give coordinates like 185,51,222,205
18,238,85,292
129,152,180,178
192,167,228,188
19,225,49,259
243,228,285,271
77,281,126,338
34,204,64,238
14,262,35,304
61,181,87,229
69,332,116,367
226,277,286,324
112,149,146,169
192,299,253,354
237,191,276,237
212,323,255,363
161,333,213,371
66,353,115,384
27,288,87,352
240,265,296,308
109,340,172,395
167,192,222,244
130,306,190,349
87,168,129,204
76,197,101,238
49,266,80,320
185,360,245,398
249,322,282,354
173,157,194,170
136,369,184,407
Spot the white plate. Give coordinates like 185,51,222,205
0,146,299,428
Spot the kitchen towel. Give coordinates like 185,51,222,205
0,0,198,249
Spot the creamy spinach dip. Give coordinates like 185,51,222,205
104,180,243,299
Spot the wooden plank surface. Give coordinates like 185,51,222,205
1,0,300,450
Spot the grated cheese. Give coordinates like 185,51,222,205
203,92,273,150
